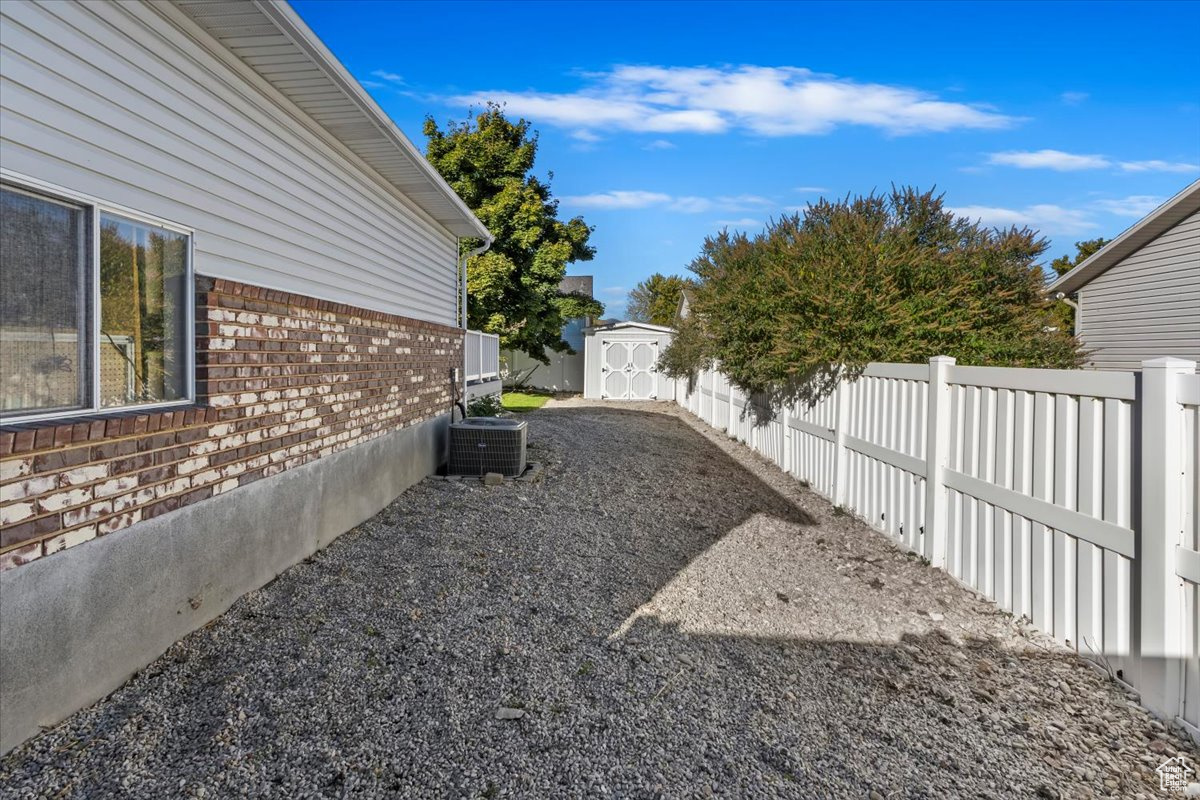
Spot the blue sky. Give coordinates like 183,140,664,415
294,0,1200,319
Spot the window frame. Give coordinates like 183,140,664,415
0,170,196,424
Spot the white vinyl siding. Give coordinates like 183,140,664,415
1077,209,1200,370
0,0,459,326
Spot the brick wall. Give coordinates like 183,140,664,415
0,276,462,570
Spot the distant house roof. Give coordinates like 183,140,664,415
172,0,490,241
1049,179,1200,295
676,288,695,322
559,276,594,297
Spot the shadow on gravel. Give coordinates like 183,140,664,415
2,403,1196,799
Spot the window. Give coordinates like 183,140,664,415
0,179,193,422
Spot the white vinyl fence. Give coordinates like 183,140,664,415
464,330,500,383
677,356,1200,737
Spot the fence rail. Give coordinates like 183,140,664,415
677,356,1200,738
464,330,500,383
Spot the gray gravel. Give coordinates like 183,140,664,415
2,399,1196,799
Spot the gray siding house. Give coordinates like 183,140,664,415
1050,180,1200,370
0,0,490,753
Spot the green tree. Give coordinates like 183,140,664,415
660,187,1080,402
626,273,694,326
424,104,602,361
1047,237,1107,332
1050,237,1108,277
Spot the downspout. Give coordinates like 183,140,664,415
458,235,494,409
1054,291,1080,335
461,237,493,330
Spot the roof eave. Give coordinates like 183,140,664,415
182,0,490,241
1050,178,1200,295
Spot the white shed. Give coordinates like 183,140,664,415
583,322,675,401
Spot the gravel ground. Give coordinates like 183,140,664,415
2,399,1197,799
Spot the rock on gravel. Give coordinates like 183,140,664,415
1,398,1196,798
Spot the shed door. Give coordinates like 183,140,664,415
601,340,658,400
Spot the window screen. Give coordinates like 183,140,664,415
0,187,90,415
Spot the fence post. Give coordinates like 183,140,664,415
1139,357,1193,719
782,399,793,476
831,375,850,508
923,356,954,568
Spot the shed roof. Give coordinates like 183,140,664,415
172,0,490,241
1049,179,1200,295
586,321,676,334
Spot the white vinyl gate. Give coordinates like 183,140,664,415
602,340,658,400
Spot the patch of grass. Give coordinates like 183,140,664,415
501,391,550,413
577,660,595,677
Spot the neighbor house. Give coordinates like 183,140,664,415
1050,179,1200,370
502,275,596,392
0,0,491,752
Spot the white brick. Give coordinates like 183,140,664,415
155,478,191,499
61,464,109,486
98,510,142,535
218,434,246,450
0,474,59,502
177,458,209,475
38,487,93,513
0,501,35,525
1,457,34,482
191,469,221,485
43,526,96,555
189,440,218,456
93,476,139,498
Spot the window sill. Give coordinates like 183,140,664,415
0,402,217,456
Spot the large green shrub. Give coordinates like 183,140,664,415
662,187,1080,401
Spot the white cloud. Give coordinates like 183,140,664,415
988,149,1110,171
1060,91,1089,105
669,196,714,213
599,286,629,297
561,190,672,209
562,190,773,214
371,70,406,84
714,218,763,229
950,204,1098,235
1118,159,1200,174
793,186,827,193
986,150,1199,174
448,64,1015,137
644,139,677,150
571,130,602,143
1093,195,1166,217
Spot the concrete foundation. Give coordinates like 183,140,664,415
0,413,448,754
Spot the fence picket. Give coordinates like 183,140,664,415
1053,394,1079,647
1077,397,1103,658
1030,392,1054,631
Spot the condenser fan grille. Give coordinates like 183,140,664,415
449,417,528,477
